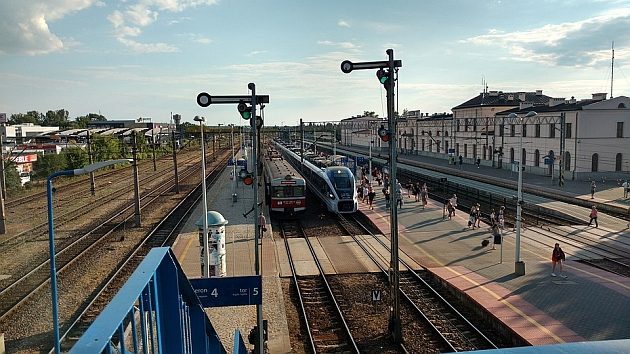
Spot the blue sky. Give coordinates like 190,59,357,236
1,0,629,126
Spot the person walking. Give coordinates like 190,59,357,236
446,200,455,220
476,157,481,168
491,223,501,250
623,180,629,199
475,203,482,228
258,211,267,239
468,205,477,229
489,209,496,228
588,205,598,228
367,187,376,210
450,194,457,215
551,243,567,278
590,181,596,199
420,189,428,210
498,206,505,230
458,155,463,167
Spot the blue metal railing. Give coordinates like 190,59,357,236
70,247,226,354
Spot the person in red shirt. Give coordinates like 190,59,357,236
551,243,567,278
588,205,598,228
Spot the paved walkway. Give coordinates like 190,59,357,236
359,187,630,344
171,153,291,354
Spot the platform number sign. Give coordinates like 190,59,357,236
372,289,381,302
190,275,262,307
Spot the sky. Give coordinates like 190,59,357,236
0,0,629,127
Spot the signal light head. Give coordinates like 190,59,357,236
237,100,252,120
243,174,254,185
377,124,390,142
376,68,390,85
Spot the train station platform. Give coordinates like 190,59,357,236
327,143,630,214
358,190,630,345
170,155,292,353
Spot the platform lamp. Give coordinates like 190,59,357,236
508,111,537,276
194,115,211,279
47,159,131,354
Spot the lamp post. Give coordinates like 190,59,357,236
508,111,536,276
194,115,210,278
230,123,237,202
48,159,131,354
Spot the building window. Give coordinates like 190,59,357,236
455,143,459,156
535,124,540,138
421,139,425,151
522,124,527,137
592,153,598,172
534,149,540,167
429,140,433,152
445,141,449,154
464,118,469,131
564,151,571,171
464,144,468,157
510,124,515,137
456,120,461,132
473,119,477,132
510,148,515,163
617,122,624,138
549,123,556,138
499,124,504,137
436,141,441,152
473,144,477,159
521,148,526,165
565,123,572,139
616,153,623,171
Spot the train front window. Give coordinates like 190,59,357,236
272,186,304,197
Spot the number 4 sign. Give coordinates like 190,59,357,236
190,275,262,308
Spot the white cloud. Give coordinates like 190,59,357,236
462,8,630,67
247,50,268,56
0,0,98,55
317,40,360,50
338,19,350,28
107,0,218,53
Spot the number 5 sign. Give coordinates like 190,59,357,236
190,275,262,307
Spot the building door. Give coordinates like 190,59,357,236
592,153,599,172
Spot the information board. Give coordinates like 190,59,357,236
190,275,262,307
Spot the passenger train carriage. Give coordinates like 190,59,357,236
273,140,358,214
264,153,306,215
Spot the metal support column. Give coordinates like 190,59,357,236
132,131,141,227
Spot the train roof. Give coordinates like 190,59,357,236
265,157,303,181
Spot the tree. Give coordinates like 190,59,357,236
91,134,121,161
65,146,88,170
73,113,106,129
4,162,22,194
33,153,66,178
9,111,42,125
42,109,70,128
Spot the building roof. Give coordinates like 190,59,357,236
495,96,628,115
452,90,552,110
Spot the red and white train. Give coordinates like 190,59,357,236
264,151,306,215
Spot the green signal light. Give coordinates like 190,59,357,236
242,111,252,119
379,76,389,84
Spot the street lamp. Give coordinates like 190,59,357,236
48,159,131,354
194,115,210,278
229,124,237,202
508,111,536,276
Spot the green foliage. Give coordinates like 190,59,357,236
4,163,22,193
42,109,70,128
92,134,121,161
73,113,107,128
33,153,66,178
65,146,89,170
10,111,42,125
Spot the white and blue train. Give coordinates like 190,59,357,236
273,140,358,213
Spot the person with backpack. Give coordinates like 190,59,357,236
551,243,567,278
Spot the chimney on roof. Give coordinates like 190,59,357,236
548,97,565,107
518,92,527,101
507,94,514,101
569,96,576,104
488,91,499,97
592,93,607,101
535,90,543,96
520,102,534,110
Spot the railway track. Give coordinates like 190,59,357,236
0,152,201,249
58,155,229,350
0,150,225,324
337,214,501,352
281,220,360,354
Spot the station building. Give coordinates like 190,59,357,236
339,90,630,180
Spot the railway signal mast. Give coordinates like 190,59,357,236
341,49,403,343
196,85,269,354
